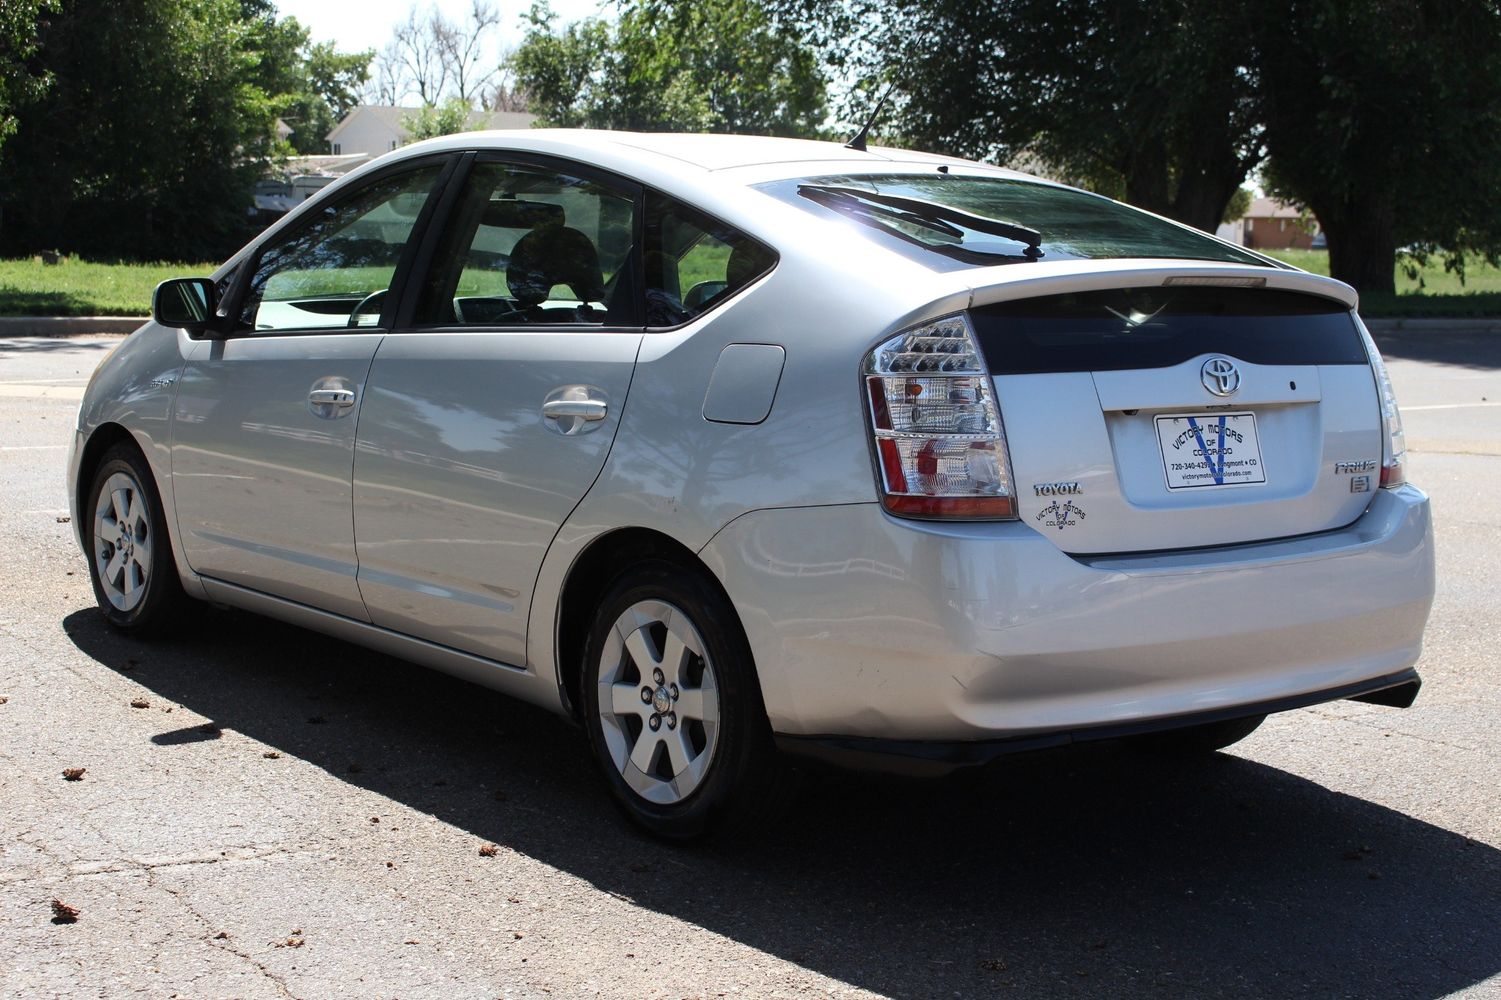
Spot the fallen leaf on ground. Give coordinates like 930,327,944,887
56,515,70,523
0,696,8,704
980,958,1007,972
277,938,305,948
262,751,281,759
62,767,85,781
369,816,380,824
404,938,419,945
479,843,499,857
130,698,149,709
51,899,80,923
513,932,524,940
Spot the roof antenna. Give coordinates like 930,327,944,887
845,82,895,152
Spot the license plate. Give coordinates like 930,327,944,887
1155,412,1266,490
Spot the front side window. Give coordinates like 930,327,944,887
415,161,636,326
757,173,1269,271
238,164,441,332
643,192,776,327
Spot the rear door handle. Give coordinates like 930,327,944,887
309,388,356,407
541,399,606,421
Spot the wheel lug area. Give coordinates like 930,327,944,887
648,714,661,731
669,684,679,701
653,668,665,685
666,712,677,730
640,686,653,704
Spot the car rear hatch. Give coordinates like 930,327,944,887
967,267,1382,554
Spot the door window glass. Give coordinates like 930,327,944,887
239,165,442,332
415,161,636,326
643,191,776,327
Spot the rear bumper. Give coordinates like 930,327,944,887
701,484,1434,745
775,668,1420,775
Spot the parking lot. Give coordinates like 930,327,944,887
1,328,1498,999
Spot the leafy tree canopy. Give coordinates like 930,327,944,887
0,0,58,154
0,0,371,260
512,0,827,137
777,0,1501,292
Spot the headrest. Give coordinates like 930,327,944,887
506,226,604,307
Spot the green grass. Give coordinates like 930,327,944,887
1264,250,1501,317
0,257,215,317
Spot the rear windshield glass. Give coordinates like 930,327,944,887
756,173,1271,271
970,287,1367,374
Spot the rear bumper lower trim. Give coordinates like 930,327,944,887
773,668,1421,775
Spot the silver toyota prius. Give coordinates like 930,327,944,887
69,130,1435,838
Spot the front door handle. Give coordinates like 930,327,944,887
541,399,607,421
309,388,356,407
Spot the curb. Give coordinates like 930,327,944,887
1361,317,1501,334
0,316,146,337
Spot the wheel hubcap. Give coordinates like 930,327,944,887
597,599,721,805
93,471,152,612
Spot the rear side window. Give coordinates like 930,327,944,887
969,287,1368,374
757,173,1268,271
644,192,776,327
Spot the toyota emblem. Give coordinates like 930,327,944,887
1201,357,1241,396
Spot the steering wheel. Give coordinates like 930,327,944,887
347,288,388,328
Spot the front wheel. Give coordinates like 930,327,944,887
84,443,186,634
581,559,783,840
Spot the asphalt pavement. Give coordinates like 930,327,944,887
1,331,1498,999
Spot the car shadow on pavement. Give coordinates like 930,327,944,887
65,605,1501,1000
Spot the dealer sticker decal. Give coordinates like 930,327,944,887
1036,500,1086,530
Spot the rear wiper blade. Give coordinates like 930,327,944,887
799,184,963,240
799,184,1044,257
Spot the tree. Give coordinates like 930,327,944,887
0,0,287,260
776,0,1261,234
372,1,502,108
404,97,475,140
0,0,57,156
511,0,827,136
1255,0,1501,292
283,41,375,154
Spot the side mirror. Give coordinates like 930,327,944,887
152,277,218,337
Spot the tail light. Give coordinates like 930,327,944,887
863,314,1017,518
1358,322,1406,488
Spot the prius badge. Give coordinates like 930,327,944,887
1201,357,1241,397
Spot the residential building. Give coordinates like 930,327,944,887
324,105,536,161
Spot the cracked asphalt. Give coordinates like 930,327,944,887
1,329,1498,999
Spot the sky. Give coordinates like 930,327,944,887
273,0,610,58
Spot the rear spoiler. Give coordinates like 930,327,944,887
962,259,1358,312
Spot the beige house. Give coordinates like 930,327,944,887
325,105,536,161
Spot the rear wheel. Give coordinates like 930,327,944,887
84,444,186,634
1134,714,1266,754
581,559,782,840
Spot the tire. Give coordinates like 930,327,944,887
581,558,784,841
1134,713,1266,755
83,443,187,635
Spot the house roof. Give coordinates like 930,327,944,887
1246,197,1307,220
326,105,537,143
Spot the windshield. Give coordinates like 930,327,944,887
756,173,1272,271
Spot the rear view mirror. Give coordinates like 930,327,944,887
153,277,216,335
